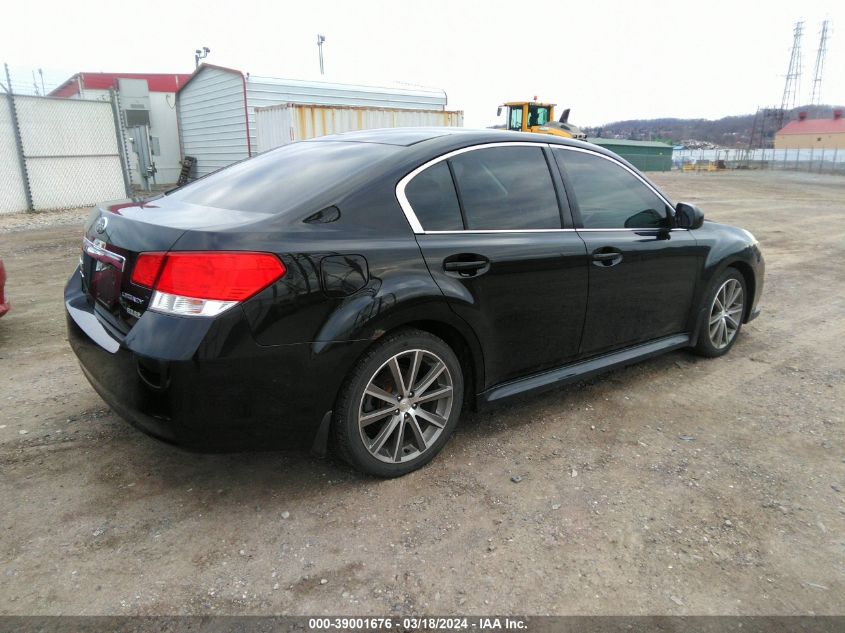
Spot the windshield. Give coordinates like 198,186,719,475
167,141,401,214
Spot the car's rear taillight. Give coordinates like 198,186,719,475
131,252,285,317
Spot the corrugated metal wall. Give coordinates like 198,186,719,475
177,66,249,177
178,66,450,175
255,104,464,153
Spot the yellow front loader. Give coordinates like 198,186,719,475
497,101,586,139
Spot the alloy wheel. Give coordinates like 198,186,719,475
708,278,744,349
358,349,454,463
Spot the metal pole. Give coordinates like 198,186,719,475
109,89,133,198
317,35,325,75
5,63,33,211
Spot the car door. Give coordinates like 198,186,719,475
398,143,589,387
552,147,702,358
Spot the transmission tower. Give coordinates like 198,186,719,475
781,20,804,113
810,20,830,105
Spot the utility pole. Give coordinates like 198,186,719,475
317,34,326,75
810,20,830,106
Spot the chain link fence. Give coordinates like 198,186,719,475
0,96,30,213
673,147,845,174
1,66,131,214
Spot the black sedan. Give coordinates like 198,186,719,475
65,128,763,477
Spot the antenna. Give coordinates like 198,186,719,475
810,20,830,105
780,20,804,112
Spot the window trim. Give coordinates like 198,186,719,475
398,141,564,233
397,142,680,234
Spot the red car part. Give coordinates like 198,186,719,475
0,258,9,318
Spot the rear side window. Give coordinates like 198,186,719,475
554,149,670,229
167,141,401,214
403,161,463,231
449,146,561,230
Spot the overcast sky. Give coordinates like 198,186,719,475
2,0,842,127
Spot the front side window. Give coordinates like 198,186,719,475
403,161,463,231
554,149,670,229
450,146,561,230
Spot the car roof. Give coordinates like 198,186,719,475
309,127,604,152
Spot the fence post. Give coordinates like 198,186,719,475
109,89,133,198
4,63,33,211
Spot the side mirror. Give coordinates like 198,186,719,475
675,202,704,230
497,106,502,117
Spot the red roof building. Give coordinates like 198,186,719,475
49,72,191,98
775,110,845,149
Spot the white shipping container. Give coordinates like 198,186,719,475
255,103,464,153
177,65,452,176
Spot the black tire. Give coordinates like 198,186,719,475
692,268,747,358
332,328,464,477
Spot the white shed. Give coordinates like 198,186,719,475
176,64,449,177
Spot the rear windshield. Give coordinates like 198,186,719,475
167,141,401,214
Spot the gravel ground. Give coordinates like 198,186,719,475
0,170,843,616
0,207,92,233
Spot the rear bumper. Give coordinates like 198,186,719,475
65,269,354,451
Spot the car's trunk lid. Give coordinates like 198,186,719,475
80,197,274,335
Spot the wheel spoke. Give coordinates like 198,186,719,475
391,419,406,462
709,318,721,338
415,385,452,404
414,361,446,396
721,319,729,346
365,384,398,405
415,408,447,429
725,314,739,329
406,351,422,395
714,319,724,347
407,416,427,451
727,282,741,307
388,357,406,396
360,406,396,427
369,416,400,455
709,311,722,325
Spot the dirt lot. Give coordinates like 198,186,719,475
0,171,843,616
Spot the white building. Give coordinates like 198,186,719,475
177,64,450,177
50,72,191,184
